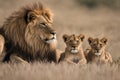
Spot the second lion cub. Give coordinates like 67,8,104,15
59,34,86,65
85,37,113,64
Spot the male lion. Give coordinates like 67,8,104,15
0,35,4,53
85,37,113,64
0,35,5,62
0,2,61,63
59,34,86,65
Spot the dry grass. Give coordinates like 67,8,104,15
0,0,120,80
0,63,120,80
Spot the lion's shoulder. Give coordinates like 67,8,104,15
105,52,113,63
58,52,65,62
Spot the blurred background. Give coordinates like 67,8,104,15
0,0,120,59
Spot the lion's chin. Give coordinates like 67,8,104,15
71,49,78,54
95,52,101,56
46,39,57,44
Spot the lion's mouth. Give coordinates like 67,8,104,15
71,49,78,53
45,37,56,44
95,52,101,56
70,47,79,53
94,50,101,56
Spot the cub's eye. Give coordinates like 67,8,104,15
100,44,103,47
76,40,79,43
93,43,96,46
69,40,72,42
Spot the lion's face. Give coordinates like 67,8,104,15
63,34,85,53
25,9,57,47
88,37,108,56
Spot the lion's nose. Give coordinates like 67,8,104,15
50,32,56,35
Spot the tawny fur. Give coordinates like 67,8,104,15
0,35,5,62
0,35,4,53
0,2,61,63
85,37,113,64
59,34,86,65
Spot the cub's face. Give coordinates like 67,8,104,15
88,37,108,56
25,9,56,45
63,34,85,53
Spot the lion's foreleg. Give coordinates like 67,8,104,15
65,59,77,65
78,58,87,65
0,35,5,62
105,52,113,63
55,49,63,63
10,54,28,64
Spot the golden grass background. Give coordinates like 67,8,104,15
0,0,120,80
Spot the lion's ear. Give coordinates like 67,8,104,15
27,12,37,23
101,37,108,44
78,34,85,41
88,37,93,44
63,34,69,42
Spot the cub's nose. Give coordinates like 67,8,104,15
96,50,99,53
72,46,76,49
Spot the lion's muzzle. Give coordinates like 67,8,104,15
70,46,79,54
45,33,57,44
94,49,102,56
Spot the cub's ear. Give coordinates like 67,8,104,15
101,37,108,44
63,34,69,42
78,34,85,41
27,11,37,23
88,37,93,44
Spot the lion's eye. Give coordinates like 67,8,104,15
41,23,46,27
41,23,45,25
30,16,36,21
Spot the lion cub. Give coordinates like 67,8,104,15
59,34,86,65
85,37,113,64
